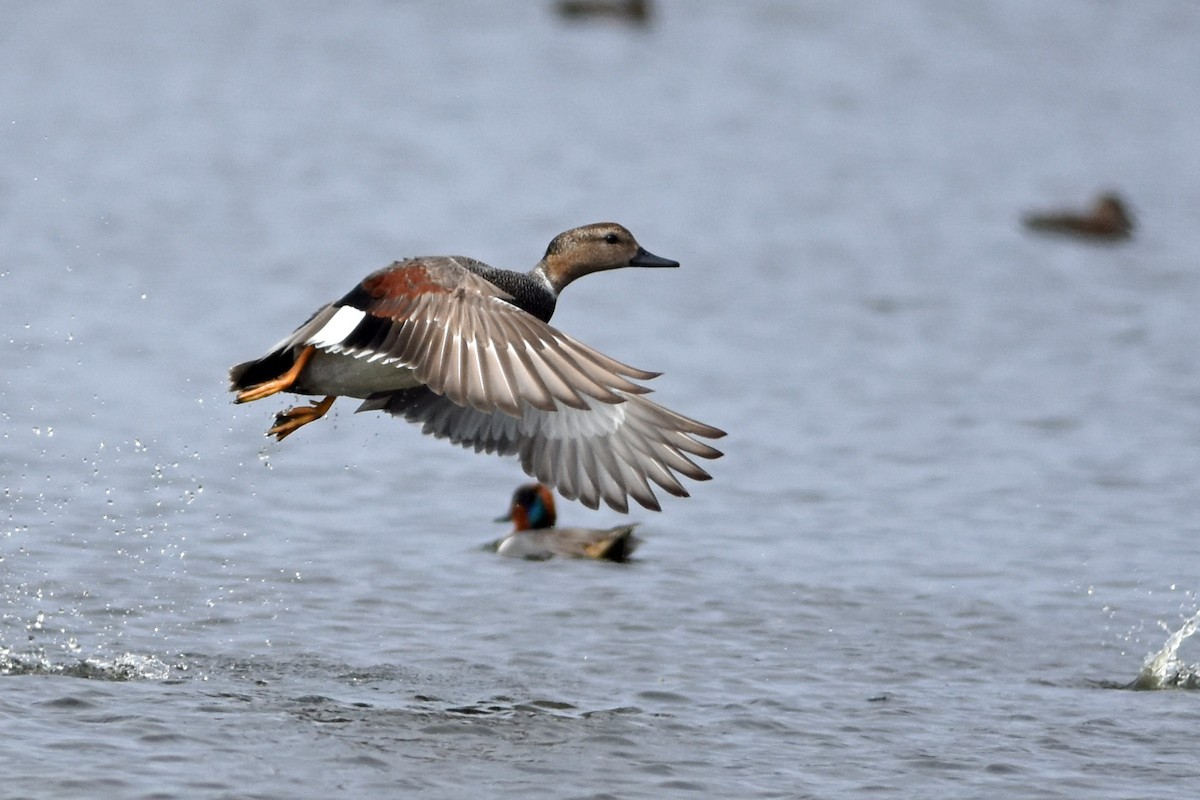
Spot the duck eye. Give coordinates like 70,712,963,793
603,233,620,244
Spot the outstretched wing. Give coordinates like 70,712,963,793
358,386,725,513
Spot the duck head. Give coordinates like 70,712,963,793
496,483,558,531
536,222,678,294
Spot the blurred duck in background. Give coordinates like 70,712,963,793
555,0,651,25
1022,192,1134,240
490,483,641,562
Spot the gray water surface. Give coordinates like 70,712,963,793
4,2,1200,798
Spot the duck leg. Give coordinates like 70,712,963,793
268,395,336,441
235,345,318,404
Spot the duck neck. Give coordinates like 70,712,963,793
521,264,560,322
470,262,559,322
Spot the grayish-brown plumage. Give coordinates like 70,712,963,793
230,223,725,512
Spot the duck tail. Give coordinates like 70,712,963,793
584,526,640,562
229,349,296,391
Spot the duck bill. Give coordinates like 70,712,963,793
629,247,679,268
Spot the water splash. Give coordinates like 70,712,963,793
1131,611,1200,690
0,646,173,681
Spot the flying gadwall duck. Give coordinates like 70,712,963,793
229,222,725,512
1022,192,1134,240
490,483,640,561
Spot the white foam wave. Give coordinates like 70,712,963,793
0,647,173,681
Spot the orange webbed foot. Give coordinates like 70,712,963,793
267,396,336,441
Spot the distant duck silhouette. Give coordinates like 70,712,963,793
555,0,651,25
490,483,640,562
1022,192,1134,240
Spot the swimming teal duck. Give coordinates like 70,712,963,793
229,222,725,512
491,483,639,561
1022,192,1134,239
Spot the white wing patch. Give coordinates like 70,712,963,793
306,306,366,348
